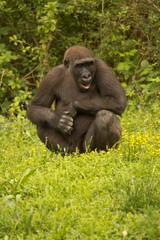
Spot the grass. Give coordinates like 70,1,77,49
0,108,160,239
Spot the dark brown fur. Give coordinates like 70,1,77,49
27,46,127,153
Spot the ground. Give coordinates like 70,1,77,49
0,108,160,239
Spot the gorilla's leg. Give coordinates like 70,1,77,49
37,126,75,152
83,110,122,151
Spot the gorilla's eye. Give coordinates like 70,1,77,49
76,63,83,68
87,61,94,67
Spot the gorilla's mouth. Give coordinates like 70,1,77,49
81,77,92,90
81,83,91,89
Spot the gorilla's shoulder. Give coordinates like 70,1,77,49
95,58,109,68
44,64,65,81
49,64,65,74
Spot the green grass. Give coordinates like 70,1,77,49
0,108,160,239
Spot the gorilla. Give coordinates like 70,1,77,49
27,46,127,153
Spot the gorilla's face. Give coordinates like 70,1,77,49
63,46,96,92
73,58,95,92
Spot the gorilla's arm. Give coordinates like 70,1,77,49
74,59,127,116
27,66,73,135
27,76,55,125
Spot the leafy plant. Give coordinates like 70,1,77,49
0,0,159,116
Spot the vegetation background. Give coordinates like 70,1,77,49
0,0,160,239
0,0,159,115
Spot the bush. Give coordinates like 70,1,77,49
0,0,159,116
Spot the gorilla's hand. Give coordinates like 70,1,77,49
58,111,74,135
67,103,77,118
47,110,74,135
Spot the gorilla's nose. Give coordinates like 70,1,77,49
82,72,91,81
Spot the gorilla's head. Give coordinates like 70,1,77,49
63,46,96,92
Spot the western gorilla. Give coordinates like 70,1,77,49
27,46,127,153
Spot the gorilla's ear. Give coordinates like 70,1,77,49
64,59,69,68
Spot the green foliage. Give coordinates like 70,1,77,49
0,0,159,116
0,43,17,64
0,109,160,238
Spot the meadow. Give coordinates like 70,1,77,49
0,108,160,239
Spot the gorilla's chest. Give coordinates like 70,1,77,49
56,83,98,110
57,82,99,104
